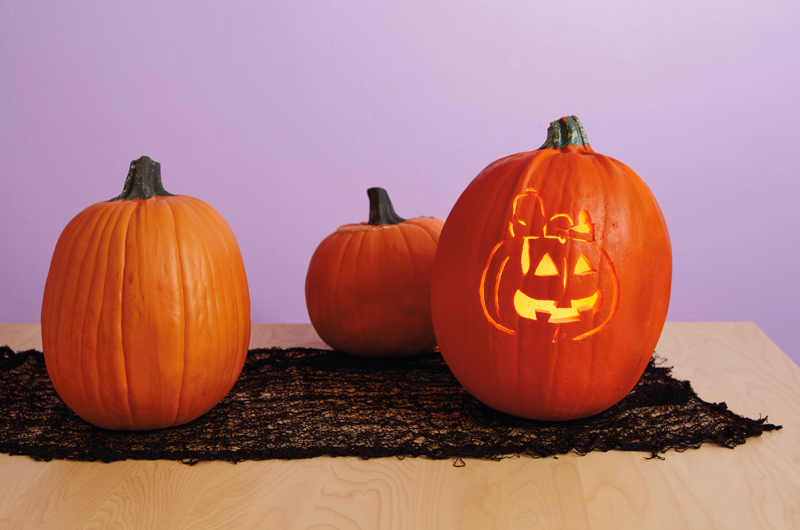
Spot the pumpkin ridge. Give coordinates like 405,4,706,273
332,230,358,352
196,198,252,376
45,205,100,392
321,231,350,350
68,204,111,427
42,203,101,400
582,153,649,412
83,202,127,428
520,146,554,186
350,230,374,355
104,200,137,427
179,199,225,419
404,217,441,246
183,199,226,409
188,198,245,407
120,202,149,426
65,205,109,422
152,198,193,427
164,199,188,426
113,201,135,428
598,155,667,388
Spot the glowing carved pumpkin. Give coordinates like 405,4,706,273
432,116,672,421
480,189,618,341
305,188,444,356
41,157,251,430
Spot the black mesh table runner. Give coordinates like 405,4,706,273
0,345,781,465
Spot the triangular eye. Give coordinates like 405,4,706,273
574,253,595,275
534,253,560,276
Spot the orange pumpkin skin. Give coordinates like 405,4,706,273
41,157,250,430
431,117,671,421
305,189,443,356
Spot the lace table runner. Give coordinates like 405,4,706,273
0,346,781,465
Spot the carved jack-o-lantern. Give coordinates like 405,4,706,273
432,116,672,421
480,189,619,342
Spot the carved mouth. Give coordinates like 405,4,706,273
513,289,602,324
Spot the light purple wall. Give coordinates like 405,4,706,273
2,2,798,365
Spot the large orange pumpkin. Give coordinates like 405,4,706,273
431,116,671,421
305,188,443,356
41,156,250,430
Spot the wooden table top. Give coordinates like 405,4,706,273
0,322,798,529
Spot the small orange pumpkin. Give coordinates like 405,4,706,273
41,157,251,430
431,117,672,421
305,188,443,356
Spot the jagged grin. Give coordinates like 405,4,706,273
513,289,602,324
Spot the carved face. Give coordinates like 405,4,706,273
480,189,619,341
514,237,604,323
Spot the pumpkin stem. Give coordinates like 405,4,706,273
367,188,406,225
110,156,175,201
539,116,590,149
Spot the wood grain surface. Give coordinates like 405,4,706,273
1,322,798,529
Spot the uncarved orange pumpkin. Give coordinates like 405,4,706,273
431,116,672,421
305,188,443,356
41,156,251,430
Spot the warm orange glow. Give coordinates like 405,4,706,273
572,244,619,341
549,213,574,225
479,240,517,335
534,253,559,276
574,253,595,275
574,210,592,233
513,290,602,324
478,190,618,340
495,256,509,316
521,238,530,275
510,189,545,238
544,214,573,242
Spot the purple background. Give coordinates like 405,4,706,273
1,2,798,366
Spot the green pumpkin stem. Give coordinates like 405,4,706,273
539,116,590,149
367,188,406,225
110,156,174,201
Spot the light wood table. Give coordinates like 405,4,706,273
0,322,798,529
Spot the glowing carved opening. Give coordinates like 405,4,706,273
544,214,573,242
574,210,592,233
495,256,509,316
478,189,618,340
574,253,595,275
521,239,530,275
513,290,602,324
533,253,559,276
510,188,545,239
